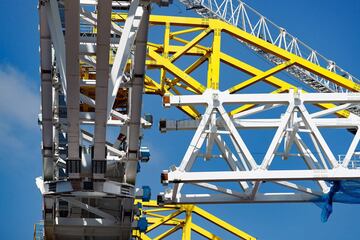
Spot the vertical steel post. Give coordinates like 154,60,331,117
182,209,192,239
64,0,80,176
40,0,54,181
125,6,150,184
93,0,112,178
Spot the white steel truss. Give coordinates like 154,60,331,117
159,89,360,204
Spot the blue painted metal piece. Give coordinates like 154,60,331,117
142,186,151,202
137,217,148,232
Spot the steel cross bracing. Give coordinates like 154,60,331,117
159,90,360,204
124,15,360,204
36,0,177,239
132,200,255,240
74,13,360,204
178,0,360,114
129,14,359,118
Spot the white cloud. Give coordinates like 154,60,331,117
0,65,40,163
0,65,39,129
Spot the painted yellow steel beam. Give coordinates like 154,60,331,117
171,36,210,53
182,208,193,239
227,60,295,94
144,208,178,213
219,53,351,118
148,217,222,240
207,28,221,89
148,48,207,94
154,224,183,240
145,209,184,232
146,218,181,226
219,52,296,91
113,13,209,27
170,27,212,62
193,206,256,240
167,53,210,92
217,20,360,92
147,218,222,240
191,223,221,240
170,27,206,36
133,200,255,239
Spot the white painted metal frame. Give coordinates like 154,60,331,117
107,0,145,119
38,0,152,239
160,90,360,204
124,5,151,184
45,0,67,95
93,0,112,177
40,0,54,180
64,0,81,163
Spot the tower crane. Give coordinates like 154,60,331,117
36,0,360,239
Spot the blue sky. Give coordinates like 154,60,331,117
0,0,360,239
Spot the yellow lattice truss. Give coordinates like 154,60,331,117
109,14,359,119
132,200,255,240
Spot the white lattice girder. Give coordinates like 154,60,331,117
161,90,360,204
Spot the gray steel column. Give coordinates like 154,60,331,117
125,6,150,184
93,0,112,177
64,0,80,171
40,0,54,181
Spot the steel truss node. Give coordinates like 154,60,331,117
159,90,360,204
132,200,256,240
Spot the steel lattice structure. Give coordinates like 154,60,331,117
132,200,255,239
160,90,360,203
36,0,360,239
38,0,155,238
126,14,360,204
179,0,360,90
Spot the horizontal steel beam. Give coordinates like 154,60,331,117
162,192,360,204
167,169,360,182
80,0,130,8
161,118,360,131
167,91,360,106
